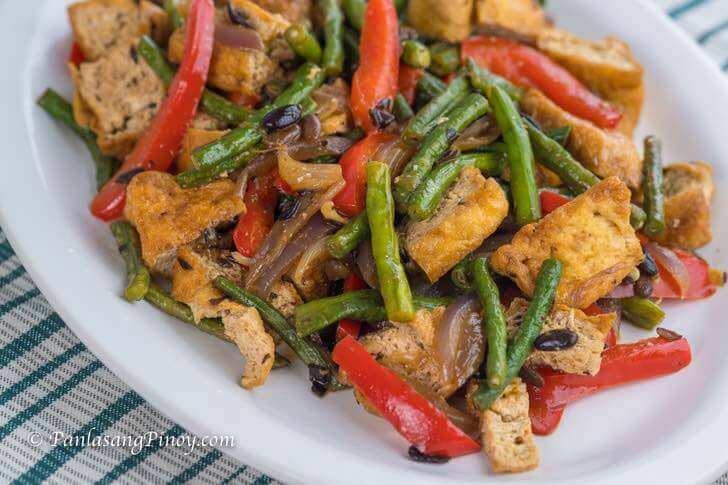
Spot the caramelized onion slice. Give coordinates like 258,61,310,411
434,295,484,390
278,149,343,192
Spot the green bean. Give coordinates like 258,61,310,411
393,93,415,122
295,289,452,336
465,58,523,102
342,27,360,68
473,258,562,410
37,89,116,188
488,85,541,226
214,276,339,379
450,254,474,291
403,73,469,142
366,162,415,322
393,0,407,13
526,122,647,229
407,152,505,220
342,0,366,31
164,0,183,30
176,150,255,188
545,126,572,146
416,72,447,103
429,42,460,77
145,285,228,340
327,211,370,258
472,257,508,388
621,297,665,330
320,0,345,76
137,36,251,125
395,93,489,207
285,25,323,64
109,221,150,302
642,136,666,238
193,63,325,166
401,40,431,69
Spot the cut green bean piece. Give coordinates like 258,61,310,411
488,85,541,225
177,150,255,188
110,221,150,302
395,92,489,207
451,254,474,291
393,93,415,123
285,25,323,64
429,42,460,76
37,89,116,188
472,257,508,388
621,297,665,330
145,285,228,341
407,152,505,220
545,126,572,146
367,162,415,322
342,0,366,31
164,0,183,30
403,73,469,142
327,211,370,258
416,72,447,102
401,40,431,69
642,136,665,238
474,258,562,410
321,0,345,76
466,58,523,102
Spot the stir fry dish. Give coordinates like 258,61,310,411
39,0,726,474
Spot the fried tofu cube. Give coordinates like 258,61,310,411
68,0,168,62
406,169,509,282
475,0,547,41
520,89,642,189
252,0,312,25
482,378,539,473
507,298,614,375
228,0,290,44
170,246,274,389
654,162,714,250
178,128,229,172
268,280,304,319
71,41,165,157
491,177,643,309
312,79,354,135
124,172,245,274
407,0,474,42
168,27,277,96
537,29,644,136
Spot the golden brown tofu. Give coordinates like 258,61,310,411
537,29,644,136
356,307,453,397
407,0,473,42
124,172,245,274
178,128,229,172
654,162,714,250
482,378,539,473
68,0,168,62
491,177,643,309
312,79,354,135
521,89,643,189
168,27,277,96
267,280,304,319
507,298,614,375
475,0,547,41
70,41,165,157
406,169,509,282
170,246,274,389
253,0,312,24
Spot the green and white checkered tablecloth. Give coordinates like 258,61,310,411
1,0,727,483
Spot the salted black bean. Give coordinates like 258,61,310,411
263,104,303,133
534,329,578,351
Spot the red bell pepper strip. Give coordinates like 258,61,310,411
233,170,280,257
461,37,622,129
333,336,481,457
528,399,565,436
332,132,397,216
336,273,369,341
398,64,422,105
539,190,571,215
350,0,399,133
527,336,691,435
69,42,84,66
650,246,720,300
90,0,215,222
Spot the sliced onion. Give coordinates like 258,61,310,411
323,259,352,281
301,114,322,144
234,150,278,199
374,138,416,177
606,283,635,299
356,239,378,289
434,295,485,391
452,116,501,151
215,23,265,51
288,136,355,160
278,149,343,191
474,232,515,258
646,242,690,298
244,179,345,296
321,200,349,224
290,232,334,299
265,124,301,147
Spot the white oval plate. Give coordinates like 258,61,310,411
0,0,726,483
